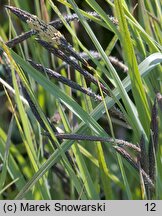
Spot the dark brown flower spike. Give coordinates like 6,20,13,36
148,98,159,182
114,146,154,190
6,30,36,48
139,134,149,175
28,59,102,101
21,84,75,166
43,132,140,153
138,134,151,198
69,51,128,73
37,39,109,95
5,6,118,48
5,5,88,66
5,5,33,22
1,48,74,168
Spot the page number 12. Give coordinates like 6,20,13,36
145,203,156,212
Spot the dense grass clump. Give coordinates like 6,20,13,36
0,0,162,200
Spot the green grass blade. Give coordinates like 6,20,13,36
0,115,14,192
114,0,150,136
0,128,33,199
10,50,106,136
